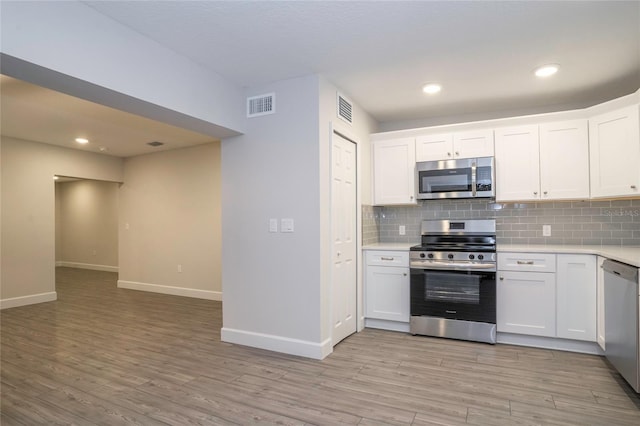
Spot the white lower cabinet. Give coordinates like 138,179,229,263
497,252,598,343
556,254,597,342
596,256,606,350
497,270,556,337
364,251,410,326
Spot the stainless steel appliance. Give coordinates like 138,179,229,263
410,219,497,344
603,259,639,392
416,157,494,200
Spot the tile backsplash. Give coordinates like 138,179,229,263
363,199,640,246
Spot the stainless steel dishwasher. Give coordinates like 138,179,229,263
603,259,639,392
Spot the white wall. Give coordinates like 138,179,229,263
0,1,244,138
317,77,378,344
118,143,222,301
0,137,123,308
221,74,377,359
221,75,324,358
55,180,119,271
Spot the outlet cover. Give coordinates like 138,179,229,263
399,225,406,235
269,218,278,233
543,225,551,237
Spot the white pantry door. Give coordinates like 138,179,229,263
331,132,357,346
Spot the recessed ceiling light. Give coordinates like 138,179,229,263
99,146,108,152
534,64,559,78
422,83,442,94
75,138,89,144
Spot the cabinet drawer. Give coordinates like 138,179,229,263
498,252,556,272
366,251,409,267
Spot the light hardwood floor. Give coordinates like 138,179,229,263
1,267,639,425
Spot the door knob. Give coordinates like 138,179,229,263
337,251,341,257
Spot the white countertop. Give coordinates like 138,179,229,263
363,242,640,267
498,244,640,268
362,242,418,251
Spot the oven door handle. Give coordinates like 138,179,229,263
411,261,496,271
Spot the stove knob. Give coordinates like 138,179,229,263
428,253,434,259
478,254,484,260
448,254,454,260
468,254,475,260
419,253,426,259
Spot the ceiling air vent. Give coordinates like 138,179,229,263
147,141,164,147
337,92,353,124
247,92,275,118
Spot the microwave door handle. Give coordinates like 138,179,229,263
471,161,477,197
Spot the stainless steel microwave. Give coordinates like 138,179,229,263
416,157,495,200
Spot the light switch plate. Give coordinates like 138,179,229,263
543,225,551,237
281,218,294,233
269,218,278,233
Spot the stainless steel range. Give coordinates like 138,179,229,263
410,219,497,344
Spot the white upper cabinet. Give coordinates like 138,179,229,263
372,138,416,205
539,120,590,200
589,105,640,198
453,130,495,159
495,125,540,201
415,133,453,161
416,129,494,162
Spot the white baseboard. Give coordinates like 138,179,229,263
497,332,604,355
0,292,57,310
117,280,222,301
221,327,333,360
57,261,119,273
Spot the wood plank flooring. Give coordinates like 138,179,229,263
1,267,639,425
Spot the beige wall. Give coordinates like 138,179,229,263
0,137,123,305
118,143,221,299
55,180,119,269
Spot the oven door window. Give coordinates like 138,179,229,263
425,272,480,304
419,168,471,194
410,269,496,323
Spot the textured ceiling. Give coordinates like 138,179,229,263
84,1,640,124
0,75,217,157
2,1,639,157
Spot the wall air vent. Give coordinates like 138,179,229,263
147,141,164,147
337,92,353,124
247,92,275,117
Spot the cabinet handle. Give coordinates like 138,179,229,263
455,151,459,156
632,185,637,189
543,191,548,195
533,191,538,195
517,260,534,265
447,152,452,157
403,273,407,276
410,195,414,200
381,257,395,261
500,276,504,281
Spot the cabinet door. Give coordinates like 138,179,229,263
596,256,606,350
365,265,410,322
415,133,453,162
453,129,494,159
495,125,541,201
556,255,596,341
372,138,416,205
539,120,590,200
589,105,640,198
497,271,556,337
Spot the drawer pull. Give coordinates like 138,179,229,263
516,260,534,265
380,257,395,261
